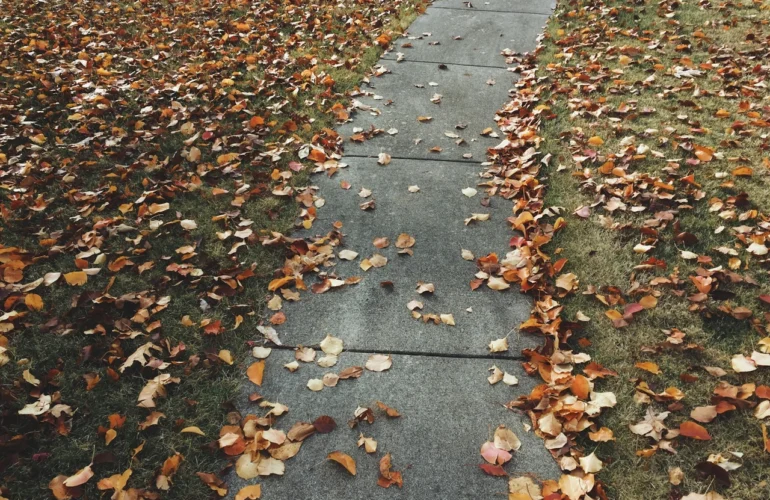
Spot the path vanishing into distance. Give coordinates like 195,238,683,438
232,1,557,497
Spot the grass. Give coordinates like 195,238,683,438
533,0,770,497
0,0,426,498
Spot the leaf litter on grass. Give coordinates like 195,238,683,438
0,0,428,497
473,0,770,497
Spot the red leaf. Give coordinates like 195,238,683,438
313,416,337,434
479,463,507,476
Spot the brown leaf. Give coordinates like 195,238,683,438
287,421,316,442
377,452,404,487
313,415,337,433
376,401,401,418
338,366,363,379
395,233,415,249
196,472,227,496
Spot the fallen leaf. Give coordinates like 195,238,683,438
235,484,262,500
366,354,392,372
488,338,508,352
680,421,711,440
63,465,94,487
327,451,356,475
247,361,265,386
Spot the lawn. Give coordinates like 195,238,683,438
0,1,426,498
492,0,770,497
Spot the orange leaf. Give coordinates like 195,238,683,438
83,372,101,391
25,293,43,311
571,374,591,399
235,484,262,500
635,361,661,375
247,361,264,386
693,145,713,162
268,276,293,291
308,149,327,163
587,136,604,146
732,166,753,177
248,116,264,129
679,421,711,440
639,295,657,309
327,451,356,475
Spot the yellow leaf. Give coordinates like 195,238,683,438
181,426,206,436
635,361,661,375
218,350,234,365
64,271,88,286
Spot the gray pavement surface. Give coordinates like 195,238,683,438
270,158,538,355
432,0,555,14
381,6,548,67
230,3,556,497
230,352,559,499
340,62,513,161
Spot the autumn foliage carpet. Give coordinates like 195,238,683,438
515,0,770,497
0,0,426,498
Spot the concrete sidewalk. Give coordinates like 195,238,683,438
232,2,557,497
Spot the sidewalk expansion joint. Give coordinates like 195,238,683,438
379,58,511,70
430,6,552,16
343,153,484,165
267,344,527,361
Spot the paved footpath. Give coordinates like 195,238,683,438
232,1,557,497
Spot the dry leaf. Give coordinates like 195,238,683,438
327,451,356,475
247,361,265,386
366,354,392,372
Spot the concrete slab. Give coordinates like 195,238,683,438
268,158,539,356
432,0,555,15
228,351,559,499
341,62,513,162
381,7,548,67
231,5,556,496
